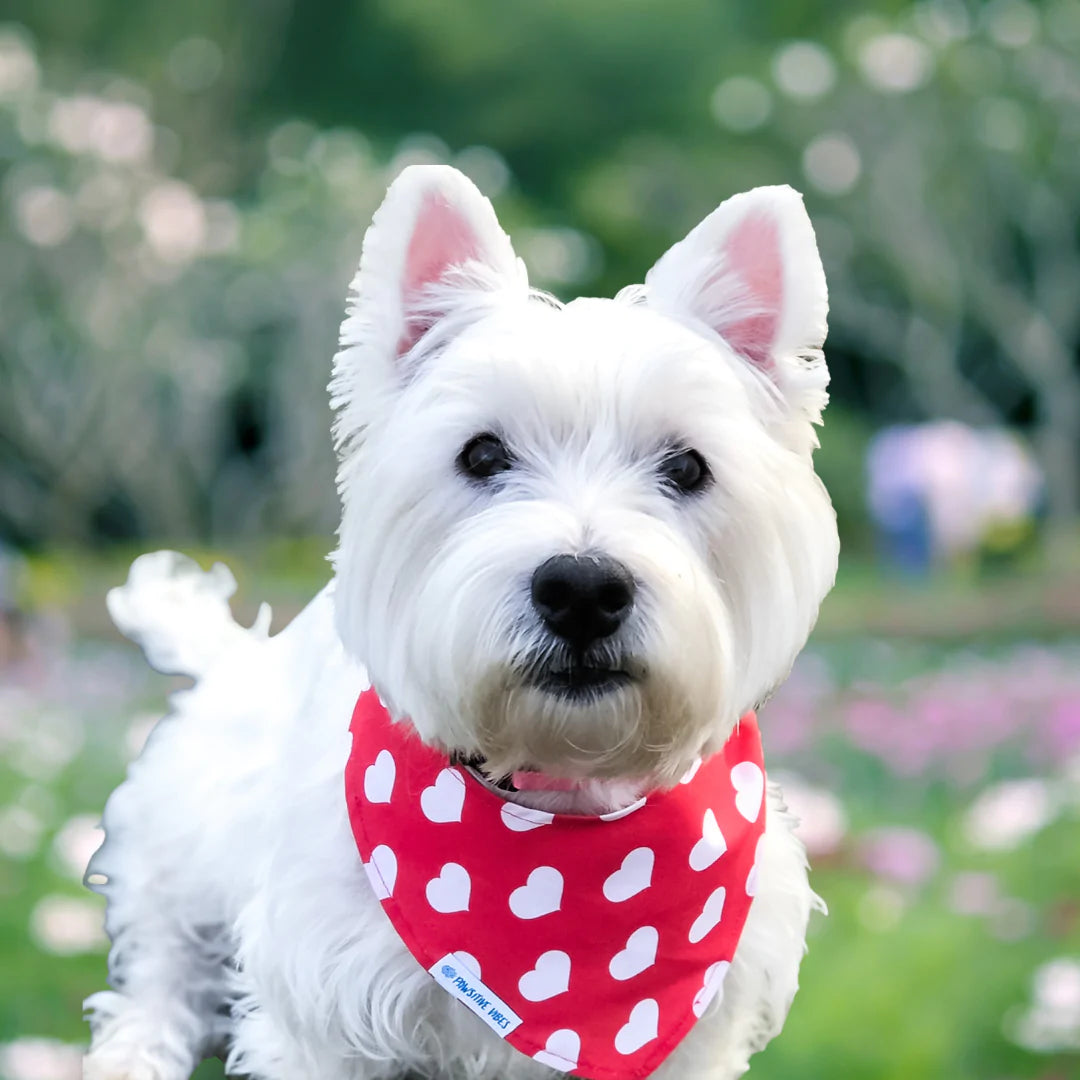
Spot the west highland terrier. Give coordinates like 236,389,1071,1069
84,163,839,1080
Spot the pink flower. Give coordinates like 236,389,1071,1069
857,827,939,886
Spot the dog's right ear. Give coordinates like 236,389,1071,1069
332,165,526,449
643,186,830,437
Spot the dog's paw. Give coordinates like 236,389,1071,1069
83,1048,175,1080
83,1026,192,1080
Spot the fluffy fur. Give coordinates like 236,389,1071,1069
85,164,839,1080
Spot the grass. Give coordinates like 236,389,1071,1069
2,544,1079,1078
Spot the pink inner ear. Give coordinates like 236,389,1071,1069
718,212,782,369
397,191,482,356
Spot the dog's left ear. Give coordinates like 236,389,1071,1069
645,186,829,425
333,165,526,450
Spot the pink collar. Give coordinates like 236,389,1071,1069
344,688,766,1079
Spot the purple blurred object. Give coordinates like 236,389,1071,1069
857,826,940,886
866,422,1043,573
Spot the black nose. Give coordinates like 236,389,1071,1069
531,554,636,649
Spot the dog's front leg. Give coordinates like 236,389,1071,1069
83,904,230,1080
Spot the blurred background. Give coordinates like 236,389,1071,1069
1,0,1079,1077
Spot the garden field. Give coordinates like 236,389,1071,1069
1,551,1078,1080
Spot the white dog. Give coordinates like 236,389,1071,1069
84,164,839,1080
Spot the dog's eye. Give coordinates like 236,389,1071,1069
458,434,513,481
659,448,710,495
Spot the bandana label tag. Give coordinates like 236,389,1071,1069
429,953,523,1038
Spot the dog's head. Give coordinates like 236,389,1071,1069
331,165,838,789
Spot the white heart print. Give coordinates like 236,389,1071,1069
688,808,728,871
598,798,646,821
609,925,659,981
692,960,731,1018
533,1029,580,1071
363,844,396,900
688,885,727,943
500,803,554,832
731,760,764,822
679,757,702,785
745,834,766,897
509,866,563,919
602,847,654,902
518,950,571,1001
420,767,465,823
425,863,471,913
364,749,395,804
614,998,659,1055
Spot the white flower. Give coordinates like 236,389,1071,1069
13,187,74,248
52,814,104,880
857,33,933,93
1008,957,1080,1052
0,1038,82,1080
30,895,107,955
138,181,207,263
773,42,837,100
91,101,153,164
773,771,848,856
0,31,40,100
802,134,861,196
963,778,1058,852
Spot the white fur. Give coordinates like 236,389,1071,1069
85,165,839,1080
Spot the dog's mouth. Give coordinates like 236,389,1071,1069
534,665,633,700
525,651,639,703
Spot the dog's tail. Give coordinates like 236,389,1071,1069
107,551,271,679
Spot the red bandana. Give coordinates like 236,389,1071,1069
344,689,766,1080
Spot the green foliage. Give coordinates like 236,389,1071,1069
812,405,875,553
4,0,1080,542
